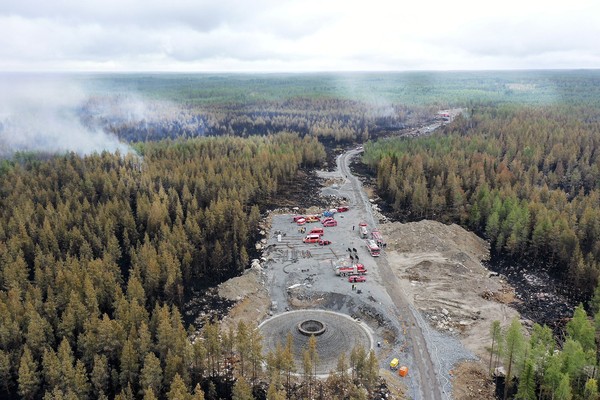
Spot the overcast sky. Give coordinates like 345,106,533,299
1,0,599,72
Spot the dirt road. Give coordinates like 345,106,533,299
340,150,443,400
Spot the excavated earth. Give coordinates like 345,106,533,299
379,220,520,362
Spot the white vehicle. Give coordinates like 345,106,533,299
359,225,368,239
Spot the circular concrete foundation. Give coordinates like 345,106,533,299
260,310,373,375
298,319,326,336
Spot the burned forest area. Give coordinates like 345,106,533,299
3,71,600,400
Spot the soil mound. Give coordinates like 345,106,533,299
380,220,519,360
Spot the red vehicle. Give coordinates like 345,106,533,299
323,219,338,227
348,275,366,283
292,215,305,222
303,234,321,243
371,229,385,247
296,217,306,225
337,206,350,212
336,263,367,276
366,239,380,257
319,239,332,246
309,228,324,236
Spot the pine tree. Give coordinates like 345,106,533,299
308,334,319,381
42,348,61,391
0,349,12,394
489,320,501,375
164,350,185,388
555,373,573,400
90,354,109,397
266,382,285,400
120,337,139,388
591,282,600,315
303,349,312,398
231,377,253,400
236,321,250,378
71,360,90,399
583,378,599,400
18,346,40,400
566,304,595,353
140,352,163,396
282,332,295,393
143,387,158,400
249,326,264,381
206,381,217,400
503,318,526,400
515,360,536,400
191,383,205,400
167,373,190,400
365,349,378,389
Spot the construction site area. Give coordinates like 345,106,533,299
214,139,524,399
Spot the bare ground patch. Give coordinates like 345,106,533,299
380,220,520,397
451,361,496,400
217,266,270,331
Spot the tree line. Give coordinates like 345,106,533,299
81,96,433,144
0,133,327,399
362,105,600,300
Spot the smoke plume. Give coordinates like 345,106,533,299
0,74,134,157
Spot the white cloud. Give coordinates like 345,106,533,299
0,0,599,71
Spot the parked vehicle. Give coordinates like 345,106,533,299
337,206,350,212
323,219,338,227
371,228,385,247
305,215,321,223
293,215,305,222
336,263,367,276
309,228,324,236
366,239,380,257
319,239,332,246
303,234,321,243
348,275,366,282
359,222,368,239
296,217,306,225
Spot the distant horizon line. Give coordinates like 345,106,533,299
1,68,599,75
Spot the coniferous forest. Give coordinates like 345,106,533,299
0,133,328,399
3,71,600,399
362,105,600,300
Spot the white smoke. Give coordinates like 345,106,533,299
0,75,134,157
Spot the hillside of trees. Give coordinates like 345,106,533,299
362,105,600,301
0,133,329,399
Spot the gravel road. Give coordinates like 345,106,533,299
340,150,443,400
